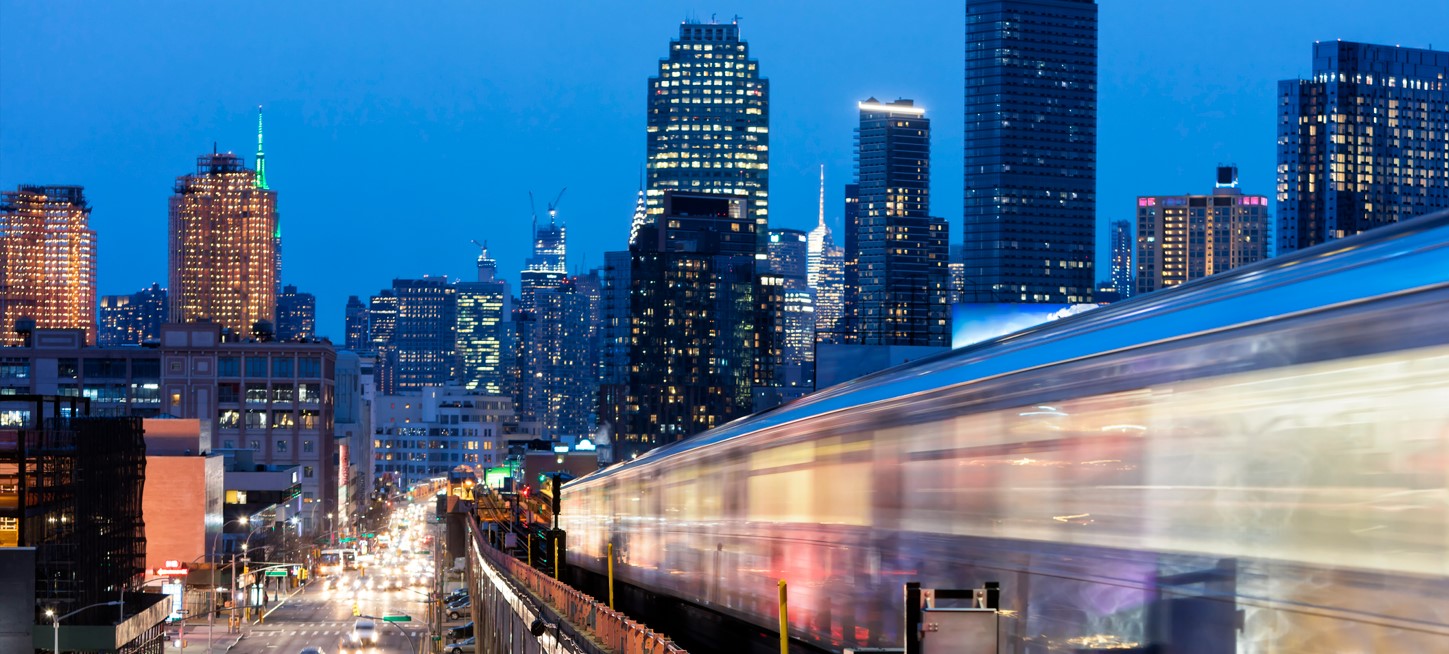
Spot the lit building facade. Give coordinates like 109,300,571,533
373,387,511,487
622,192,755,458
275,284,316,342
1136,167,1270,294
762,229,814,403
807,167,846,343
1277,41,1448,253
455,279,513,396
1108,220,1134,299
0,185,96,345
98,283,168,347
344,295,369,352
645,21,770,245
377,278,456,394
852,99,950,347
963,0,1098,303
368,291,398,351
168,152,278,334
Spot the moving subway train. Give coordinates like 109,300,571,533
562,210,1449,653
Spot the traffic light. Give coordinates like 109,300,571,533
550,474,561,515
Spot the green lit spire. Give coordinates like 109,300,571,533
255,105,269,190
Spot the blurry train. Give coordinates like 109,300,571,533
562,210,1449,653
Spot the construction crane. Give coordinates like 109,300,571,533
547,188,567,220
470,239,487,253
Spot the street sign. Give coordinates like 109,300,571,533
265,570,288,577
340,537,356,543
382,615,412,622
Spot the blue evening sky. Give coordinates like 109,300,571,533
2,1,1444,338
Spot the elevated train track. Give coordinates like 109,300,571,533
562,210,1449,653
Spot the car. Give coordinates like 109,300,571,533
351,619,377,645
445,636,475,654
447,621,473,640
298,648,327,654
446,597,470,609
447,604,469,620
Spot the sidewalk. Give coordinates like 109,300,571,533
166,619,245,653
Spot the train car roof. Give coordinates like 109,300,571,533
573,209,1449,486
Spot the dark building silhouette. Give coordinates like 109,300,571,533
376,278,455,394
963,0,1097,303
98,283,168,346
343,295,369,351
851,99,950,346
622,192,755,458
275,283,316,342
1277,41,1449,253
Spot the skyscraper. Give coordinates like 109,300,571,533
764,229,815,399
168,151,278,334
368,291,398,350
963,0,1098,303
377,278,455,394
1108,220,1133,299
343,295,369,351
0,185,96,345
851,99,950,346
807,169,846,343
595,250,632,437
98,283,168,346
645,21,769,244
456,276,513,396
533,278,597,438
516,209,568,430
1136,167,1270,294
1277,41,1448,253
841,182,860,339
623,192,755,457
275,284,316,341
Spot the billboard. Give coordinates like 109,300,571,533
952,303,1102,349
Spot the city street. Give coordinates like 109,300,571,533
218,570,431,654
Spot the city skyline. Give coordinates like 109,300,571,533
1,1,1445,338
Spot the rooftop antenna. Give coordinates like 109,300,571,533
818,164,826,229
255,105,269,190
733,14,743,23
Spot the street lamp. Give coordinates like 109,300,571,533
359,614,421,654
49,602,123,653
208,516,250,652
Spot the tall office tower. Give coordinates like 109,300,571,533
1277,42,1448,253
456,278,513,395
623,193,755,457
516,210,568,428
475,241,498,282
377,278,455,394
851,99,950,346
98,283,168,346
344,295,369,351
807,173,846,343
531,278,597,437
368,291,398,350
806,166,831,287
645,21,770,246
1136,167,1270,294
811,242,846,343
948,244,967,304
1108,220,1134,299
275,284,316,341
97,295,134,347
257,106,282,298
595,250,631,436
168,151,278,334
519,212,567,310
0,186,96,345
767,229,810,282
762,228,814,401
840,183,860,340
963,0,1098,303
